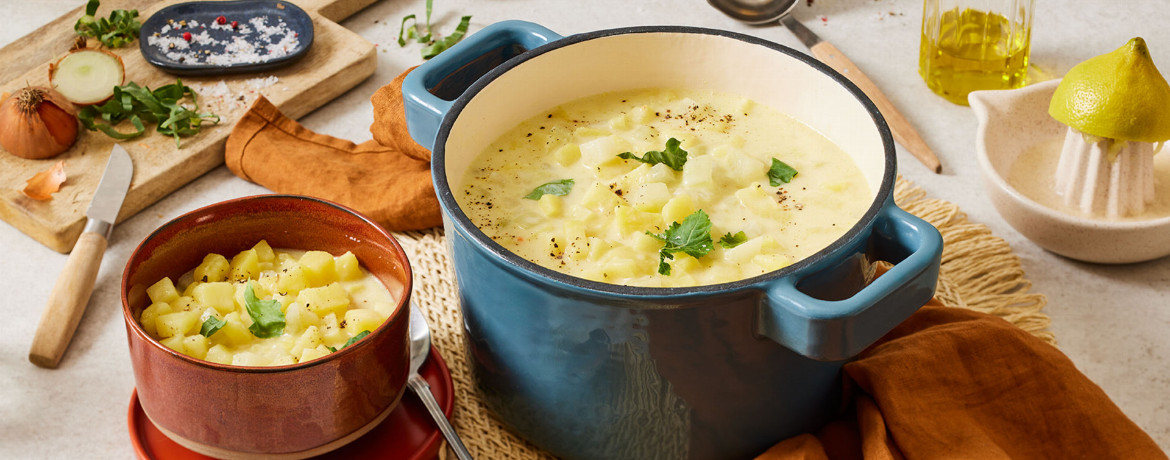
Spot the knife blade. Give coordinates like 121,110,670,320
29,144,134,368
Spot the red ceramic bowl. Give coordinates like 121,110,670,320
121,195,413,459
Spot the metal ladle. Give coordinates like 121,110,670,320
707,0,943,173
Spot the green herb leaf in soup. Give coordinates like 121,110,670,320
648,210,714,275
768,158,798,186
243,282,285,339
524,179,575,200
199,316,226,337
618,137,689,171
719,231,748,249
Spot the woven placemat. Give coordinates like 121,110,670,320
391,176,1054,459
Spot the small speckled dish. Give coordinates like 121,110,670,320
970,80,1170,264
139,0,313,76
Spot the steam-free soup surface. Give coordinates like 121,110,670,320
458,89,871,287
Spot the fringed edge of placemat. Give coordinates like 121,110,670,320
391,175,1055,459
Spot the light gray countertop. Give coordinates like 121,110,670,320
2,0,1167,457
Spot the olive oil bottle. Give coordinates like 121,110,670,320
919,1,1034,105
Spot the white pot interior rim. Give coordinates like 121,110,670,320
432,25,898,296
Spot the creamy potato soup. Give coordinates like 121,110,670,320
458,89,871,287
137,240,400,366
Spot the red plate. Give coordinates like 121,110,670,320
129,346,453,460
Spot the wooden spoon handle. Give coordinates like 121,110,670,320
809,41,943,174
29,231,108,368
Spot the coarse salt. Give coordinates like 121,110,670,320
146,15,299,66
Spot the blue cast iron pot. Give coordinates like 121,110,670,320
402,21,943,460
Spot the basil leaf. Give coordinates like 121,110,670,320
74,0,140,48
523,179,574,200
719,231,748,248
243,282,285,339
617,137,688,171
200,316,226,337
398,0,470,60
648,210,714,275
328,330,372,354
768,158,798,185
421,15,472,59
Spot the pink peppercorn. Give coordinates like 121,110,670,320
182,31,192,41
231,20,238,28
216,15,227,25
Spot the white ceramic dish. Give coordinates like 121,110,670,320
970,79,1170,264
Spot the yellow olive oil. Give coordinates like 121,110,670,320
919,8,1031,105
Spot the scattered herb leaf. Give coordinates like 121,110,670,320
77,80,219,148
200,316,226,337
74,0,141,48
243,282,285,339
768,158,798,185
617,137,688,171
328,330,372,353
647,210,714,275
398,0,472,60
719,231,748,248
523,179,574,200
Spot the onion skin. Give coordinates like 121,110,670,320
0,87,79,160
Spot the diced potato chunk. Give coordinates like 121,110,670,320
627,182,671,213
608,113,631,131
334,252,362,281
252,240,275,263
160,334,186,352
205,344,233,365
156,311,200,338
320,313,346,345
343,309,384,337
299,251,337,286
582,182,622,211
277,266,310,296
194,254,230,283
725,236,781,264
553,143,581,166
291,325,323,358
285,301,320,335
215,312,253,347
735,185,780,217
682,154,715,189
191,282,235,314
299,345,332,363
580,135,629,169
661,194,697,225
139,302,173,337
538,194,562,217
297,283,350,318
229,249,260,282
146,278,180,304
182,335,210,360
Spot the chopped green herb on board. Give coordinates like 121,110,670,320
719,231,748,248
74,0,141,48
618,137,688,171
768,158,798,185
398,0,472,59
524,179,575,200
77,80,219,148
648,210,714,275
243,282,285,339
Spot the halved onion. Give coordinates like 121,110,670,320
49,48,125,105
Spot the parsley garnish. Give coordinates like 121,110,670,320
648,210,714,275
767,158,799,185
77,80,219,148
199,316,226,337
719,231,748,248
398,0,472,60
327,330,372,353
74,0,141,49
617,138,688,171
243,282,285,339
523,179,574,200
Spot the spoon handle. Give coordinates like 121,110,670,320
408,373,475,460
808,41,943,174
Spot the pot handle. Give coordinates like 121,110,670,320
402,20,563,150
759,203,942,362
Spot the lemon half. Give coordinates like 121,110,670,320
1049,37,1170,143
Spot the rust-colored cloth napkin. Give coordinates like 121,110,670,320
226,69,1165,459
756,288,1166,460
225,68,440,231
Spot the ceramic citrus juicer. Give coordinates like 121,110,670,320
1048,37,1170,219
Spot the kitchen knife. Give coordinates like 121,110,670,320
29,144,133,368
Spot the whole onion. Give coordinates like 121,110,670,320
0,86,79,160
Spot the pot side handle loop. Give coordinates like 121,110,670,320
402,20,563,150
760,203,942,362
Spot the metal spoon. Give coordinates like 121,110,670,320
408,301,474,460
707,0,943,173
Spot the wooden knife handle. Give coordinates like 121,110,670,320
809,41,943,174
29,231,108,368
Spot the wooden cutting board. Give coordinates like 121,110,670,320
0,0,380,253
